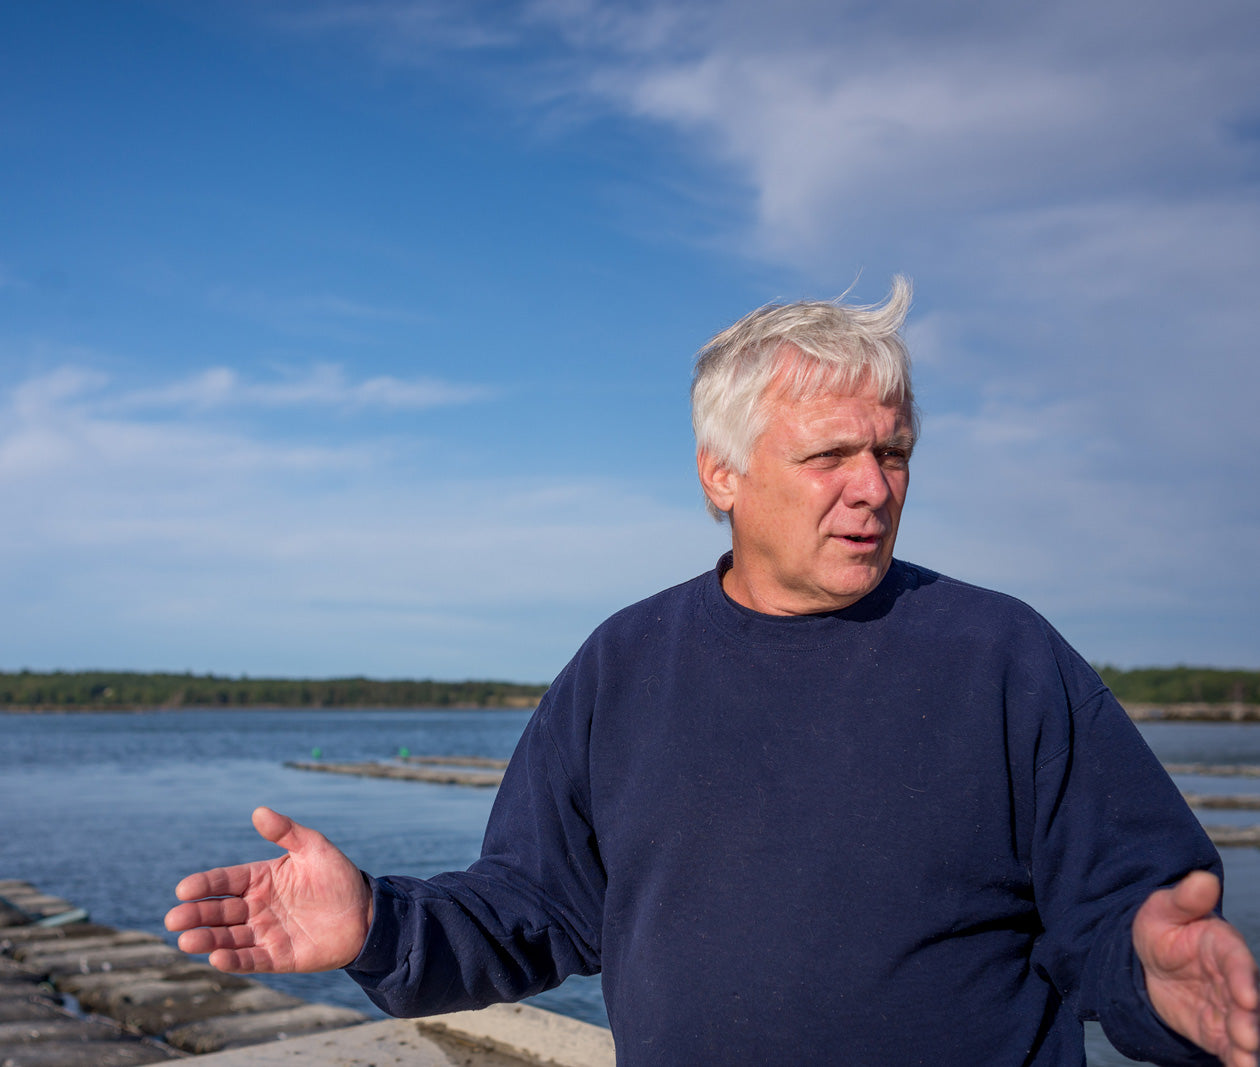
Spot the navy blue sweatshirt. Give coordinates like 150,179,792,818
348,558,1221,1065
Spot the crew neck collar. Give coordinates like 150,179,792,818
700,552,908,648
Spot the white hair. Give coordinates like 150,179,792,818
691,277,919,521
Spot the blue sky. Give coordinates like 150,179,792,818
2,0,1257,682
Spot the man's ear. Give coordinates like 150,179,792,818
697,449,737,516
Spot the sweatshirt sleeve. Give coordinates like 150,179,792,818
344,666,606,1017
1027,670,1223,1066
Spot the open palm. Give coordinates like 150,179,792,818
1134,870,1259,1067
165,806,372,974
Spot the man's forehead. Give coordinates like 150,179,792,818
765,378,913,429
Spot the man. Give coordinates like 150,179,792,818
166,281,1258,1065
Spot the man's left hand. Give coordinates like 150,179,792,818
1134,870,1259,1067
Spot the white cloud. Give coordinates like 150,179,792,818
0,365,485,536
247,0,1259,267
110,364,490,413
206,286,428,329
8,365,108,413
524,0,1258,670
545,0,1258,264
264,0,522,53
897,392,1260,665
236,0,1259,669
0,365,724,678
13,1,1254,672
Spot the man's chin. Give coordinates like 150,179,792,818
818,562,891,608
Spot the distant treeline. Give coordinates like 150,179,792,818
2,666,1257,713
1094,666,1259,706
0,671,549,711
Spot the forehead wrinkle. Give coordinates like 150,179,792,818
746,354,916,471
774,388,914,447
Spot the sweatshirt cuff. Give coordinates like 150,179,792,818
1096,921,1222,1067
344,873,409,983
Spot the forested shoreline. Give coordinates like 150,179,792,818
1,666,1258,713
1093,666,1259,706
0,670,548,711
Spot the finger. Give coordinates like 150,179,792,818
206,948,256,973
1226,1003,1259,1056
209,946,279,974
177,923,256,956
1224,1032,1260,1067
164,904,193,933
174,864,257,902
165,896,250,933
176,928,213,955
1225,945,1260,1013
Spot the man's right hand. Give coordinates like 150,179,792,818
164,806,373,974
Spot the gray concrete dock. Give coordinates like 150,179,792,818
0,879,614,1066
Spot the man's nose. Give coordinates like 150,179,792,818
841,452,891,508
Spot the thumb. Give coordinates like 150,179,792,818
251,806,314,852
1168,870,1222,924
1142,870,1222,931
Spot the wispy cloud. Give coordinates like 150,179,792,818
897,392,1260,668
528,0,1258,261
515,0,1259,671
118,364,491,413
0,363,492,507
6,1,1255,674
0,368,377,491
0,365,723,677
203,286,431,343
263,0,522,53
213,0,1260,671
256,1,1259,277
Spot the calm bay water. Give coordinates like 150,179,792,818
2,708,1257,1065
0,707,605,1025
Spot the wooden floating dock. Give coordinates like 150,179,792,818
1182,793,1260,810
1164,762,1260,845
1125,704,1260,722
0,878,367,1064
1166,763,1260,778
1201,826,1260,848
0,879,614,1066
285,755,506,787
404,755,510,770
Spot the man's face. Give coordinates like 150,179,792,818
701,378,913,616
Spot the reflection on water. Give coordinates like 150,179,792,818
1,710,1256,1062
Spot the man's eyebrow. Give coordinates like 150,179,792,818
800,430,916,459
883,431,916,453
